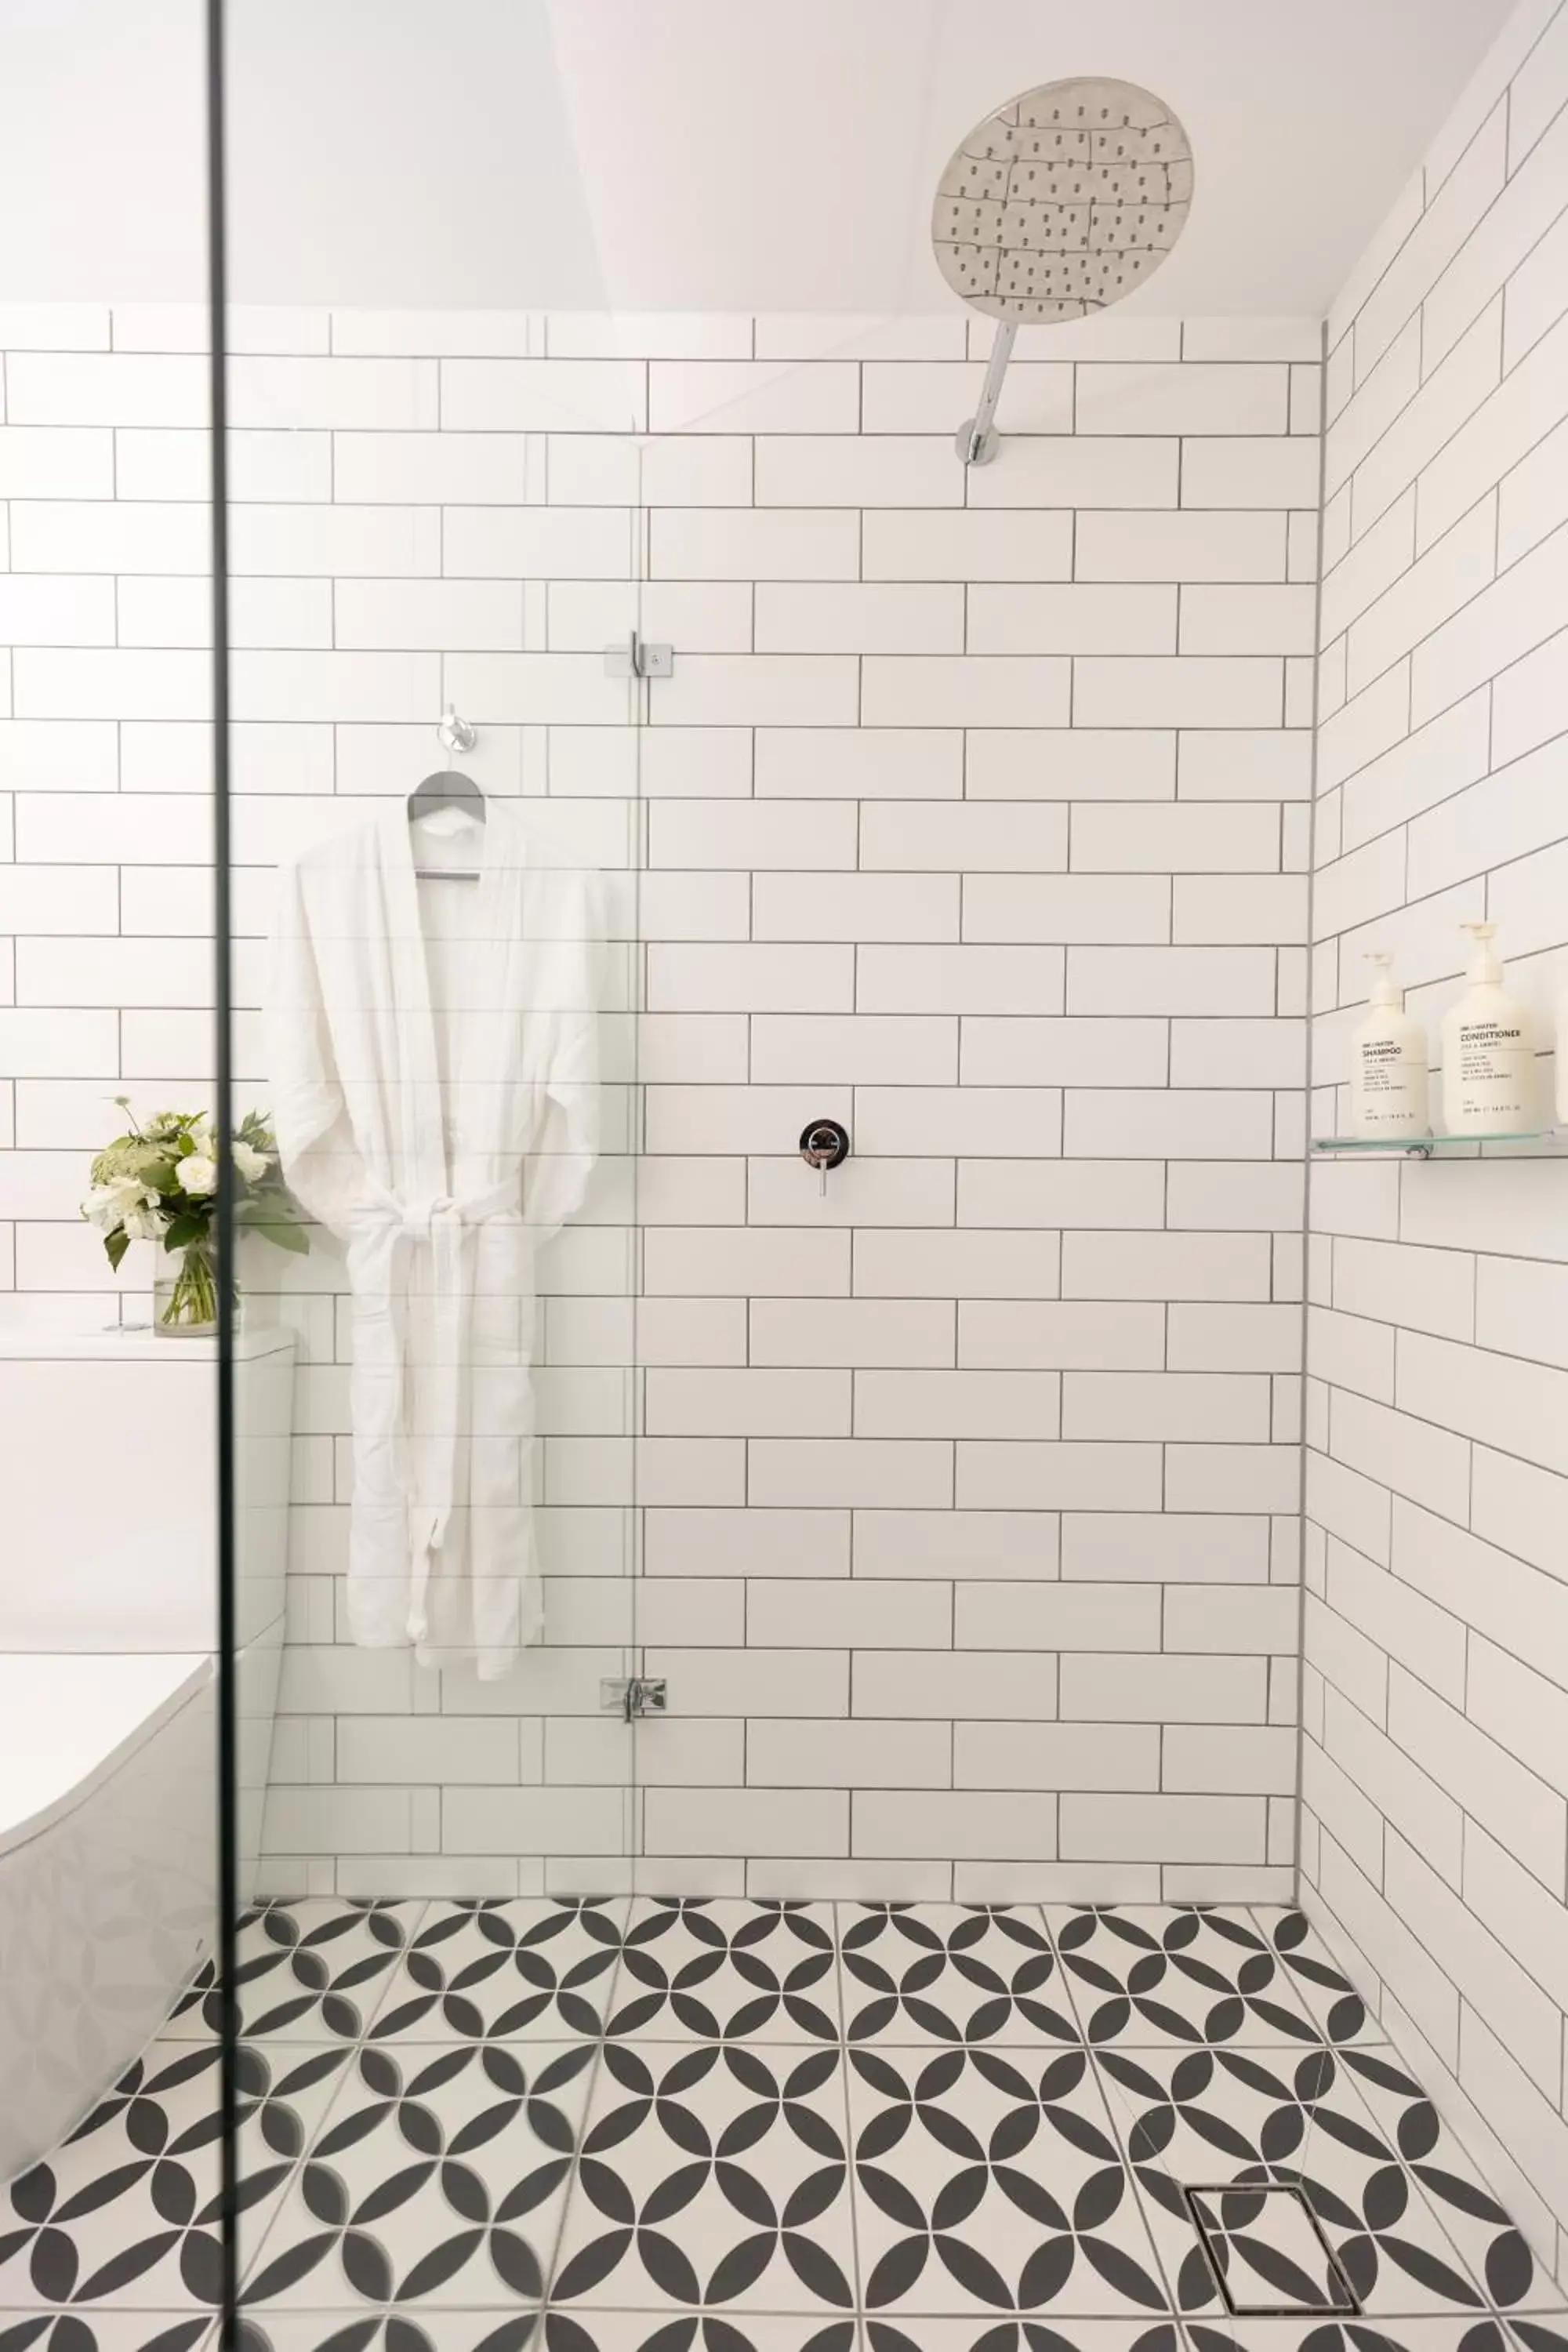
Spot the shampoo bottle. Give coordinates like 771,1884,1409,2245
1441,922,1535,1135
1350,953,1429,1139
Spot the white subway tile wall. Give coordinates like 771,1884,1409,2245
1305,0,1568,2296
0,305,1314,1908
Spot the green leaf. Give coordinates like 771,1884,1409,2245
104,1229,130,1271
257,1219,310,1254
163,1214,208,1252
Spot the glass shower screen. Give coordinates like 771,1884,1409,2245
210,0,648,2322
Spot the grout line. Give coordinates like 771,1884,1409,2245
1293,318,1331,1911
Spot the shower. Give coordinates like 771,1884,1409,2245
932,74,1194,461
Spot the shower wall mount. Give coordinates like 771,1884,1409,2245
934,76,1194,465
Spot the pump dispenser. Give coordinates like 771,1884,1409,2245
1441,923,1535,1135
1349,952,1429,1139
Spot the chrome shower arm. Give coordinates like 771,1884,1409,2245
955,318,1018,467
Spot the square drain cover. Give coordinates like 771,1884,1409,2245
1185,2182,1361,2316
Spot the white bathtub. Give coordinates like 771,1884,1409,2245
0,1650,216,2182
0,1322,295,2181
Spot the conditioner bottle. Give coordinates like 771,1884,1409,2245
1441,922,1535,1135
1349,952,1429,1139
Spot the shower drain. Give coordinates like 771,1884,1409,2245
1183,2182,1363,2317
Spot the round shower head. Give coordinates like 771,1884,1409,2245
932,76,1194,321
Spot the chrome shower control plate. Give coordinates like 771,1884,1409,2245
799,1119,850,1171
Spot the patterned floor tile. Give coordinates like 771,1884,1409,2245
1186,2321,1512,2352
366,1902,627,2046
550,2040,856,2314
13,1897,1552,2350
1327,2046,1542,2310
234,2310,864,2352
1048,1912,1339,2053
0,2040,347,2312
840,1907,1077,2049
165,1904,426,2045
867,2322,1181,2351
236,2318,540,2352
606,1902,840,2044
1247,1917,1381,2050
0,2321,216,2352
1187,2184,1356,2314
546,2320,859,2352
1091,2045,1486,2318
846,2044,1168,2318
238,2318,872,2352
238,2041,596,2310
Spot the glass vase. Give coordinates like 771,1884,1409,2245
154,1241,235,1337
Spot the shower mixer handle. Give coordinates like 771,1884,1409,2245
800,1118,850,1196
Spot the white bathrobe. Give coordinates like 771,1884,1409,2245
269,803,603,1679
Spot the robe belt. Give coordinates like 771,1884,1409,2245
358,1171,525,1646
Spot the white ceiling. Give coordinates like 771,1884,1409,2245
0,0,1519,317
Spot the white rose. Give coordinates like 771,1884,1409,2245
122,1204,169,1242
177,1154,218,1196
232,1139,269,1182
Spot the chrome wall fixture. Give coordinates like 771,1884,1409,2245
955,320,1018,468
934,77,1195,466
436,702,477,754
604,630,674,680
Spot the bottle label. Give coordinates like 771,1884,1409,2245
1355,1039,1425,1131
1455,1022,1531,1119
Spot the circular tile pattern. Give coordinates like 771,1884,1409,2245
371,1900,625,2044
0,2323,212,2352
844,1906,1076,2048
1054,1908,1330,2049
5,1896,1558,2347
0,2041,344,2309
170,1900,418,2044
1266,1911,1374,2045
850,2045,1167,2314
553,2042,855,2312
1097,2045,1490,2314
241,2042,595,2310
608,1901,838,2044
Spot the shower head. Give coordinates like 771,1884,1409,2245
932,76,1194,322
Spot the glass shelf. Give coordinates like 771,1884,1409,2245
1312,1130,1560,1158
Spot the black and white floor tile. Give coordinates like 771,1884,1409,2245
0,2039,347,2310
367,1901,626,2047
166,1904,424,2047
1254,1915,1377,2050
2,1899,1563,2352
0,2318,218,2352
1324,2046,1543,2310
848,2042,1167,2318
238,2316,855,2351
550,2040,856,2314
607,1900,840,2045
1047,1909,1366,2052
241,2042,596,2310
841,1905,1077,2049
1092,2043,1490,2318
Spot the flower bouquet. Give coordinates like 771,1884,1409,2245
82,1101,309,1334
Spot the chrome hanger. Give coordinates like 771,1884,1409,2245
408,706,483,880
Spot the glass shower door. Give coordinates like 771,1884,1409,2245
209,2,647,2323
